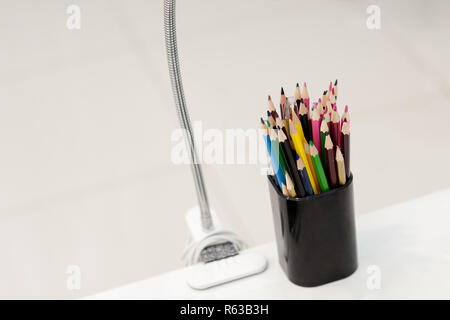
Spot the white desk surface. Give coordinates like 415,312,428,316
88,188,450,299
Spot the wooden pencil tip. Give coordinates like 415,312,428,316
296,82,299,87
268,95,271,101
303,82,307,87
281,87,285,95
335,79,338,85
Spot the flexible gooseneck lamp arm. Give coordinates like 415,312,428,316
164,0,212,230
163,0,266,287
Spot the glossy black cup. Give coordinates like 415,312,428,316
268,174,358,287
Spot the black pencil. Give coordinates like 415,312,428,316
341,121,350,178
299,99,311,142
296,154,314,196
278,129,306,197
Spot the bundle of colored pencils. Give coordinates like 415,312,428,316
261,80,351,197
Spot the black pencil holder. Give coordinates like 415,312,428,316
268,174,358,287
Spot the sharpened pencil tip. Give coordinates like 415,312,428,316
335,79,338,85
281,87,285,95
296,82,299,87
268,95,271,100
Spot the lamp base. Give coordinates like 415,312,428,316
187,252,267,290
184,206,267,290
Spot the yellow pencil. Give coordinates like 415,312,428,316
289,120,319,194
303,141,321,193
291,111,307,143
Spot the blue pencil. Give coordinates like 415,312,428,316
296,154,314,196
269,131,286,189
262,120,285,191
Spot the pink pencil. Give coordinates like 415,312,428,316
330,90,337,109
341,105,350,129
311,102,322,156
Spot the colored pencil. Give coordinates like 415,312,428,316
329,89,336,109
262,79,352,198
330,108,340,147
292,110,307,143
309,141,329,192
268,129,286,188
268,95,277,116
323,110,331,132
303,141,321,194
325,99,332,115
278,129,306,197
333,79,338,100
296,154,314,196
270,128,287,175
301,82,310,114
285,172,297,197
261,118,271,154
267,111,276,128
298,99,311,142
341,105,350,129
327,82,332,103
275,117,285,132
336,146,346,185
281,183,289,197
320,118,329,167
311,103,322,156
289,120,319,194
341,121,350,178
280,87,287,119
320,91,327,114
324,135,338,188
261,123,283,191
294,83,301,101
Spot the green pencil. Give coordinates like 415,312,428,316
309,141,329,192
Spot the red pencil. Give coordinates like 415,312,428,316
324,135,338,188
330,108,340,148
